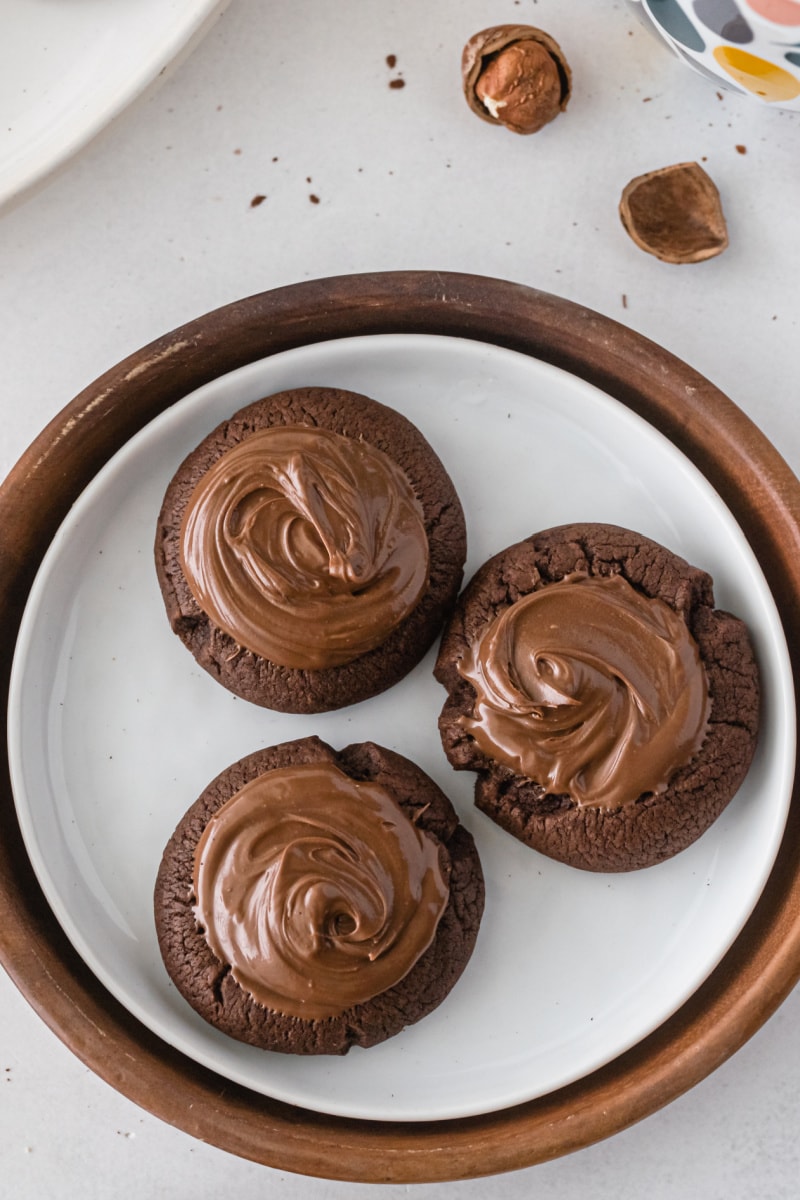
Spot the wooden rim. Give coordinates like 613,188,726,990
1,272,799,1182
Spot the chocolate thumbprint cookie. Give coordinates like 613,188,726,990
154,736,484,1053
435,523,760,871
155,387,466,712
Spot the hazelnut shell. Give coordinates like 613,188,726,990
462,24,572,133
619,162,729,264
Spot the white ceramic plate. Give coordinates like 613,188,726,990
7,334,795,1122
0,0,229,210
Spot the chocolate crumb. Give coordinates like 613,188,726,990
386,54,397,68
622,293,628,309
233,148,242,155
736,143,747,154
250,194,266,208
309,194,320,204
389,78,405,89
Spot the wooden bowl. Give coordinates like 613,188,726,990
1,272,799,1182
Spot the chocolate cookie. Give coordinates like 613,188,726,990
154,736,484,1054
435,523,760,872
155,387,466,712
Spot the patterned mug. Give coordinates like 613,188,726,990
631,0,800,106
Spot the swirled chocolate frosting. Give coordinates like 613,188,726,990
458,573,710,810
192,762,449,1019
179,425,429,669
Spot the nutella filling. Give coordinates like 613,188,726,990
458,573,710,810
192,762,449,1019
179,424,429,670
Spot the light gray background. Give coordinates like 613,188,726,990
1,1,799,1196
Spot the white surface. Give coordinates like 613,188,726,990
0,0,230,209
1,0,799,1192
9,334,793,1122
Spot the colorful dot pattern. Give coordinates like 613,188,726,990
641,0,800,103
644,0,707,49
745,0,800,24
695,0,753,42
714,43,800,94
